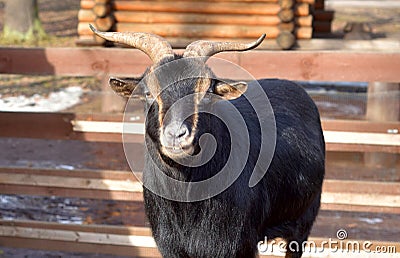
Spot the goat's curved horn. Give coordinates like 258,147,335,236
183,34,266,59
89,24,174,64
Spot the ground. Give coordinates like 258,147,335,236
0,1,399,257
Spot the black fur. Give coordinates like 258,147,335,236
142,76,325,257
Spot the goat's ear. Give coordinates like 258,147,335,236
109,77,142,98
214,81,248,100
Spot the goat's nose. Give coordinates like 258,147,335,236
164,122,190,145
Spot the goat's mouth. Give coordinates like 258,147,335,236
162,143,195,157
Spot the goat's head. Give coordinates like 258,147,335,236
90,25,265,160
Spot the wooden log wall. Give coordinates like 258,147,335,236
77,0,334,49
77,0,113,45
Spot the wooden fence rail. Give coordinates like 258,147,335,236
1,48,400,82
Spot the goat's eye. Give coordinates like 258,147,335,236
144,91,154,102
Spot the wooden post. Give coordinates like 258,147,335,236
277,0,297,49
277,31,296,49
77,0,114,46
364,82,400,168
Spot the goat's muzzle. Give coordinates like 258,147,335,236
160,122,194,156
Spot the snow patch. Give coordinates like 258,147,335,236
0,86,83,112
358,217,383,224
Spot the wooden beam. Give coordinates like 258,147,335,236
0,47,151,76
322,120,400,133
323,179,400,195
0,173,142,192
321,203,400,214
0,219,151,236
321,192,400,208
0,184,143,201
0,166,138,180
0,167,143,201
326,143,400,154
0,112,398,152
323,131,400,147
1,166,400,209
236,51,400,82
1,48,400,82
2,166,400,195
0,226,156,247
0,112,74,139
0,220,399,257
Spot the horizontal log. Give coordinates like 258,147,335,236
94,0,110,4
79,22,282,38
79,10,313,27
0,220,399,258
159,37,277,49
295,26,313,39
296,15,313,27
81,0,310,15
79,22,313,39
278,9,294,22
93,2,111,17
277,31,296,49
278,22,295,32
279,0,294,9
81,0,276,15
95,15,114,31
113,11,282,26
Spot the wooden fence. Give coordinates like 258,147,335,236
0,47,399,257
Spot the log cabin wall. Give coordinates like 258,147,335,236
76,0,334,49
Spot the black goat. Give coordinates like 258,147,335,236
91,25,325,258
